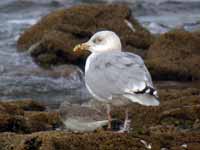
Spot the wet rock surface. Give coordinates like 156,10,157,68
146,29,200,81
0,82,200,149
0,100,62,133
1,131,200,150
17,4,153,68
16,4,200,82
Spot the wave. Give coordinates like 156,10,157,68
101,0,200,4
0,0,74,7
7,18,38,25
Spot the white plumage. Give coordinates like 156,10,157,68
74,30,159,132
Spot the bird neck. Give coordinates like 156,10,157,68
85,53,99,73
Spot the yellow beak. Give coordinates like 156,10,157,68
73,43,90,52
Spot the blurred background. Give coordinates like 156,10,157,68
0,0,200,106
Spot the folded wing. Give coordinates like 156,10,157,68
85,52,159,106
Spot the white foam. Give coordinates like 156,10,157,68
124,19,136,32
144,22,169,34
7,18,38,25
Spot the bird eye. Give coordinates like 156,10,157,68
93,37,102,44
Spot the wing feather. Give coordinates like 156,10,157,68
85,52,158,104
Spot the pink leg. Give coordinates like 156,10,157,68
118,108,131,133
124,108,130,130
106,104,112,130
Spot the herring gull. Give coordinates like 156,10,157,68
73,31,159,132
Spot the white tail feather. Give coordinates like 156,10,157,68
123,93,159,106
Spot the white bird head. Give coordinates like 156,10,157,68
73,31,122,53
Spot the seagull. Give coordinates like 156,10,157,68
73,31,159,132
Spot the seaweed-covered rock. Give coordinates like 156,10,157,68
0,83,200,149
0,100,62,133
0,101,24,115
0,113,29,133
17,4,153,68
0,132,144,150
0,101,27,132
109,82,200,136
146,29,200,81
24,111,62,133
57,81,200,135
5,100,45,111
1,130,200,150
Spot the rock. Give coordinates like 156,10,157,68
59,81,200,133
17,4,153,68
0,100,62,133
0,132,24,150
1,131,144,150
109,83,200,136
1,131,200,150
0,101,24,115
24,111,62,133
0,83,200,149
0,102,27,133
5,100,45,111
146,29,200,81
0,113,28,133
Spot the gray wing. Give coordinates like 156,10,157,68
85,52,157,102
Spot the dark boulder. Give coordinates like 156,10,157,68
146,29,200,81
17,4,153,68
0,100,62,133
